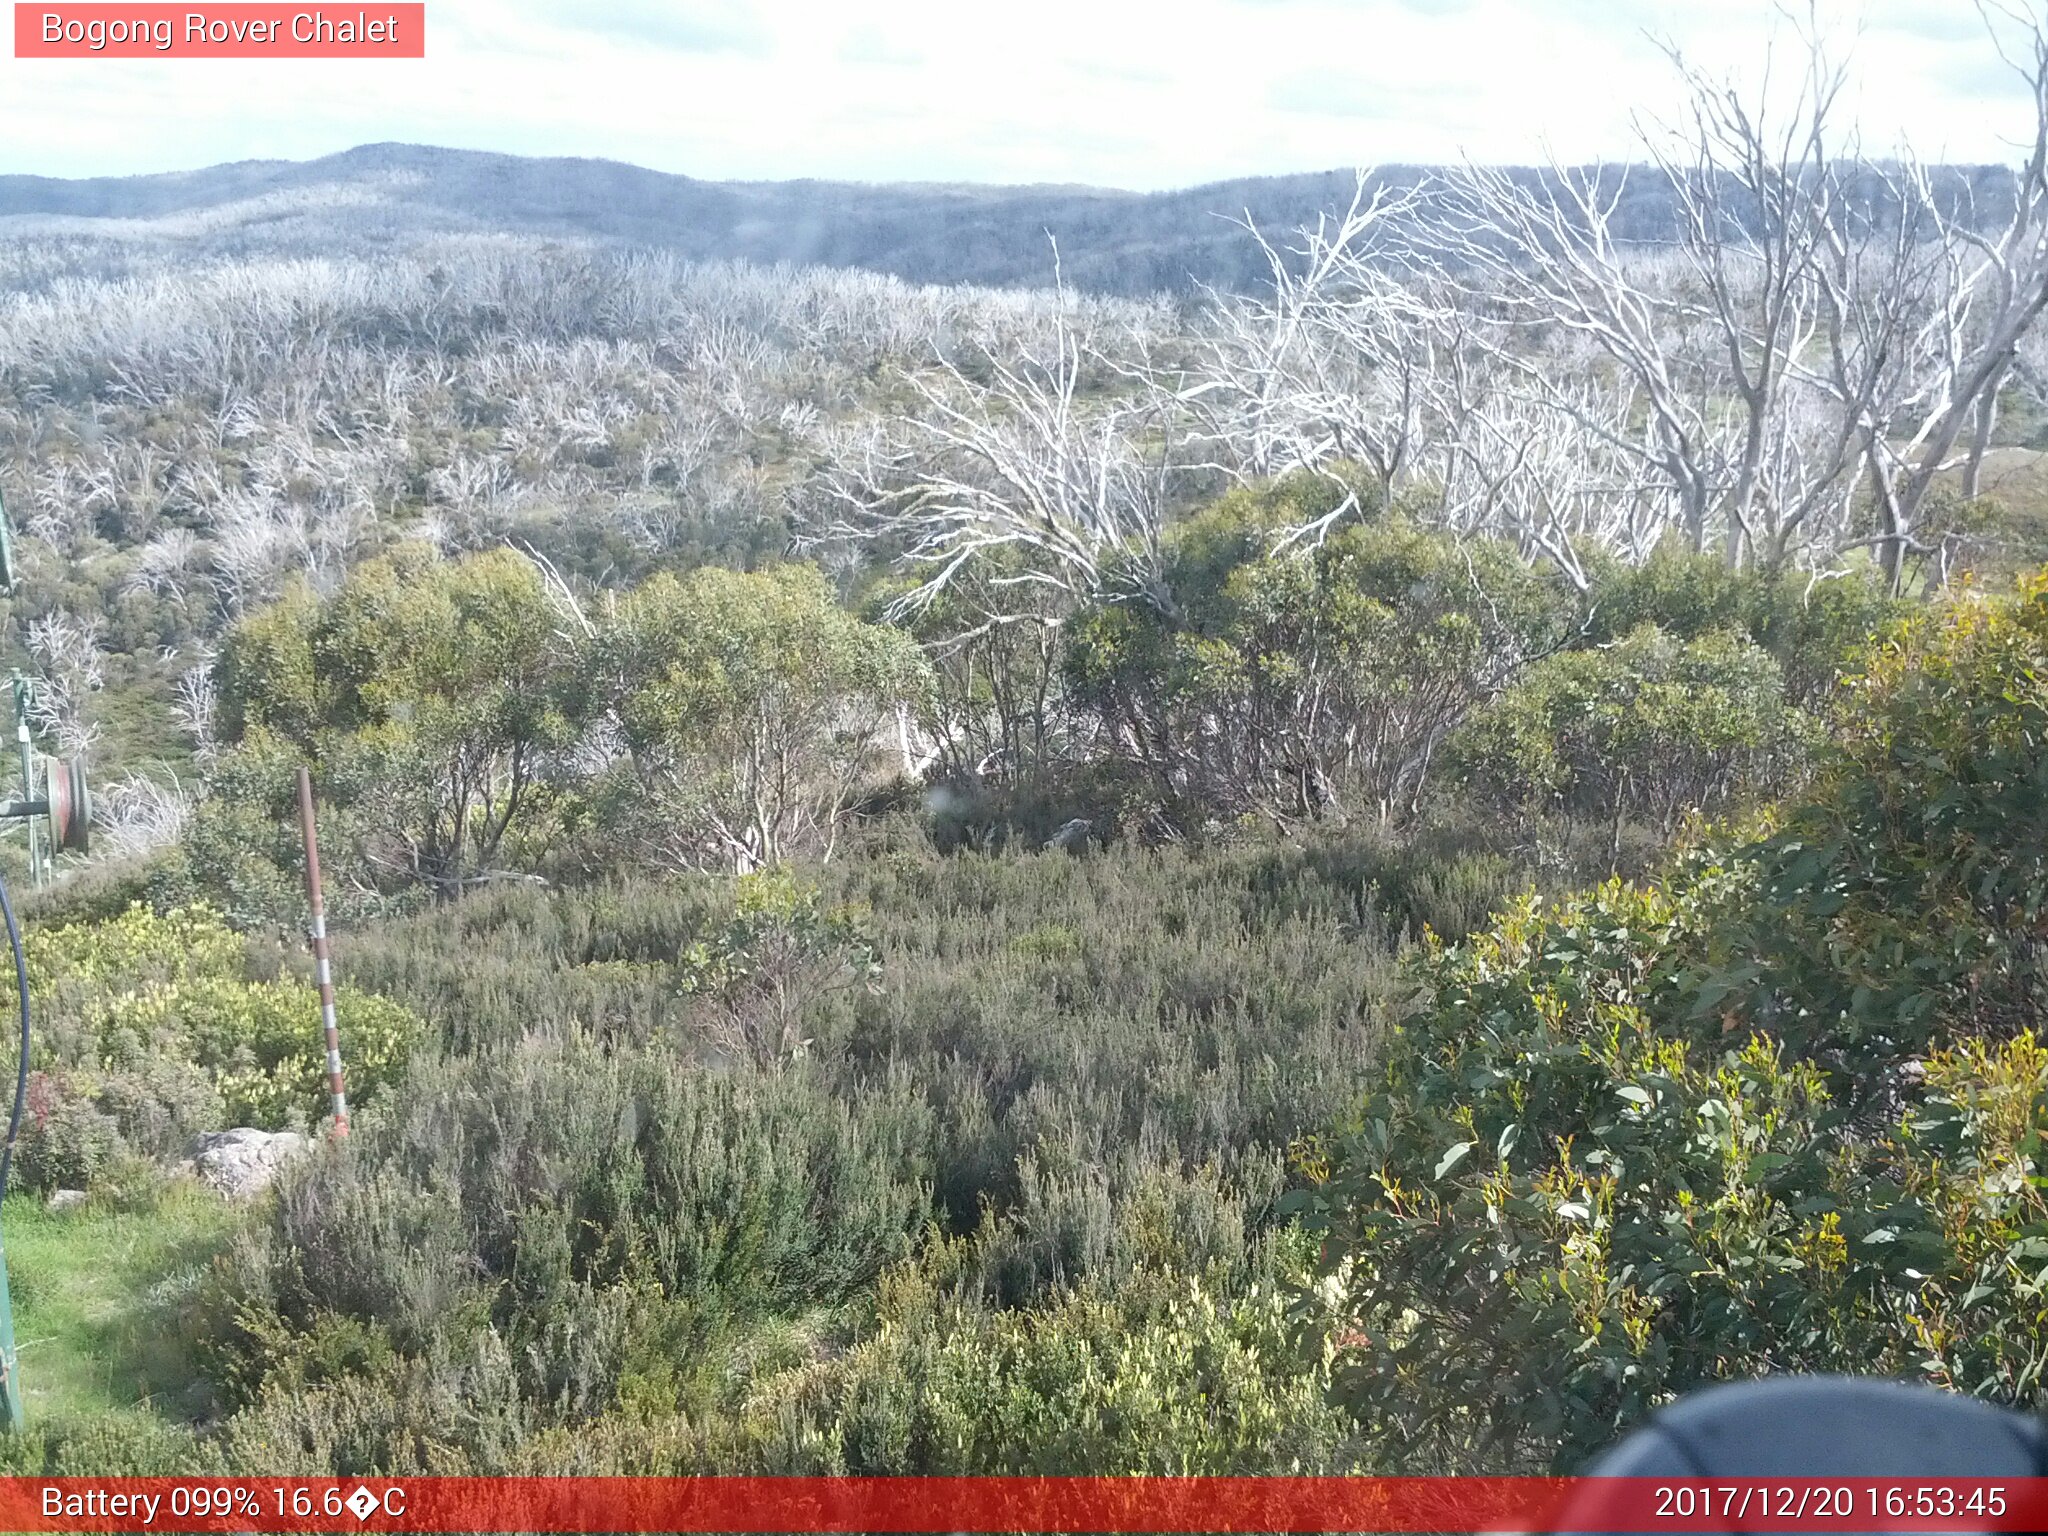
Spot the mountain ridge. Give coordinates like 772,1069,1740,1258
0,145,1431,293
0,143,2016,296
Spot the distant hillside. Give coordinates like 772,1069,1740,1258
0,143,2021,297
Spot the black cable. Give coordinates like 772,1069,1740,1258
0,871,28,1205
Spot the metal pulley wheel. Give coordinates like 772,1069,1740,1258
43,756,89,854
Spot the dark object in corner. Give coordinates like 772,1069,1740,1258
1555,1376,2047,1533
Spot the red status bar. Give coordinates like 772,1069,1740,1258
4,1475,2047,1532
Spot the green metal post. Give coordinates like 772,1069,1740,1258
0,1225,22,1430
10,679,35,891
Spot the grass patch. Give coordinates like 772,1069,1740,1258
0,1179,240,1424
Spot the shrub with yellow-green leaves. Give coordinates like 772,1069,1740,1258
1296,570,2048,1472
812,1232,1355,1475
1289,879,2048,1474
27,900,245,996
18,901,424,1186
1682,570,2048,1075
93,976,423,1129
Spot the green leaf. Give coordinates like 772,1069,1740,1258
1434,1141,1475,1180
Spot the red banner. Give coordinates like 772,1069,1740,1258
14,5,424,57
1,1476,2046,1532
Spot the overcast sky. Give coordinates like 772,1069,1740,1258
0,0,2038,188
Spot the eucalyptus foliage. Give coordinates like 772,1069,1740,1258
1293,573,2048,1472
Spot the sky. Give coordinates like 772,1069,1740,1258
0,0,2040,188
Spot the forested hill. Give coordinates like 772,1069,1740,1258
0,146,1364,292
0,143,2019,296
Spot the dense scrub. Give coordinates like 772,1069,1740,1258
15,427,2002,1475
7,548,2047,1480
11,830,1515,1472
16,902,420,1192
1293,573,2048,1471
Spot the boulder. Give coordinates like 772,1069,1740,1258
45,1188,86,1213
1043,817,1093,854
188,1128,310,1199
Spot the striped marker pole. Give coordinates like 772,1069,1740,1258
296,766,349,1140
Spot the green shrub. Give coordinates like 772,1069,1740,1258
330,878,723,1055
13,1072,122,1193
601,562,934,872
328,835,1429,1248
1683,572,2048,1077
200,1033,937,1413
0,1411,217,1476
215,1332,535,1476
1064,502,1578,828
1582,545,1902,707
1290,882,2048,1472
204,1220,1357,1479
24,902,426,1173
1296,573,2048,1471
675,869,882,1066
209,547,589,908
1450,625,1808,853
817,1236,1355,1474
829,837,1406,1234
180,827,1455,1470
17,856,180,929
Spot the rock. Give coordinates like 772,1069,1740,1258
1043,817,1093,854
189,1128,310,1200
45,1188,86,1213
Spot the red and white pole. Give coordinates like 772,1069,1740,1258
296,766,349,1140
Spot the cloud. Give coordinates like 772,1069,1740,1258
1223,0,1475,10
1861,1,1988,45
1264,64,1475,122
540,1,771,57
1926,47,2039,105
835,25,925,68
1068,56,1174,87
0,0,2040,191
837,24,922,67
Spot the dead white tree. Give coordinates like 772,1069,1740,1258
810,281,1186,637
1424,155,1784,563
1636,21,1868,565
172,651,219,764
1812,1,2048,591
1425,367,1660,589
93,771,194,858
124,526,206,602
1281,3,2048,590
1177,172,1439,525
24,611,105,755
